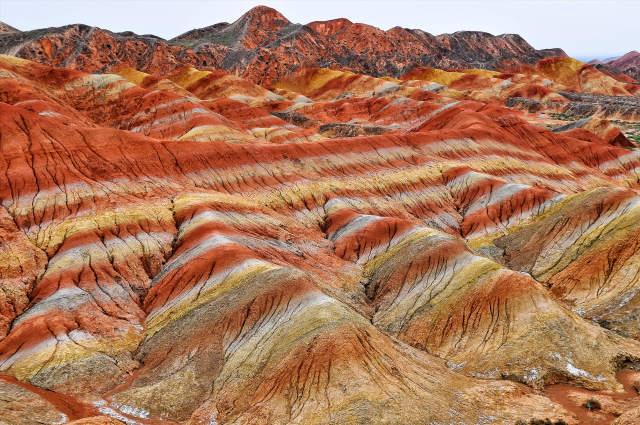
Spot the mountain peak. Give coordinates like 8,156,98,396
0,21,20,34
619,50,640,59
604,50,640,81
2,6,566,85
239,5,290,26
172,5,292,48
223,5,292,49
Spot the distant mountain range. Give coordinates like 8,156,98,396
591,51,640,82
0,5,567,85
0,21,19,34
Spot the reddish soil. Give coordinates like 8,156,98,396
0,374,99,420
546,370,640,424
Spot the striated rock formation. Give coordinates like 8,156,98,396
594,51,640,83
171,6,565,85
324,201,640,389
0,38,640,424
0,6,565,85
0,207,47,337
491,188,640,339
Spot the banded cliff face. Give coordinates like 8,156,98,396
593,51,640,83
0,39,639,425
0,6,565,85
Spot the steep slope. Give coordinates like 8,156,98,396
0,22,20,34
1,55,640,424
0,207,47,337
0,6,565,85
599,51,640,83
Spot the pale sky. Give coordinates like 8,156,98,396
1,0,638,60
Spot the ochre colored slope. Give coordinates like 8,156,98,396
0,6,566,85
0,55,639,424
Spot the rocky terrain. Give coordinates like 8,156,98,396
0,22,20,35
1,6,640,425
0,6,565,85
593,51,640,83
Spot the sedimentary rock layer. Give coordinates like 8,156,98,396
0,51,639,424
0,6,565,85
